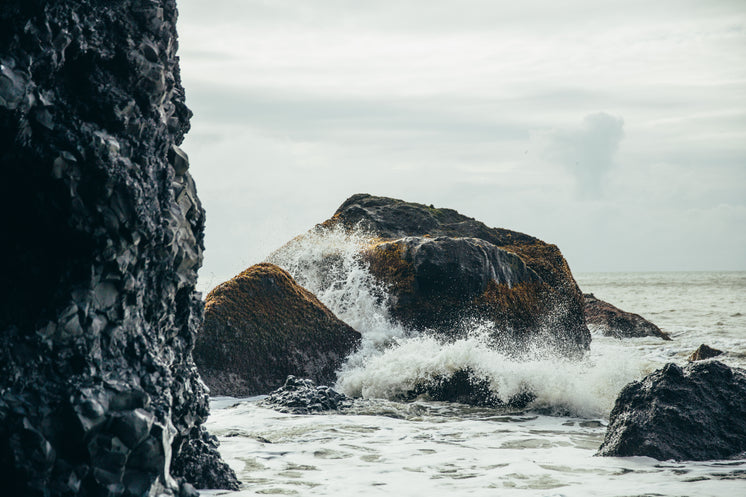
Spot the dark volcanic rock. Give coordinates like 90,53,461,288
406,368,535,408
0,1,237,494
194,263,362,396
262,376,352,414
583,293,670,340
688,344,724,362
597,361,746,461
323,194,591,356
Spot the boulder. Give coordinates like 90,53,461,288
597,361,746,461
262,376,352,414
688,343,724,362
322,194,591,356
583,293,670,340
0,1,237,494
194,263,362,396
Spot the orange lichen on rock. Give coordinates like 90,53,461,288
319,194,592,356
194,263,361,396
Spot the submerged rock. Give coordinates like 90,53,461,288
321,194,591,357
597,361,746,461
688,343,724,362
194,263,362,396
405,368,535,408
262,376,352,414
0,1,237,493
583,293,670,340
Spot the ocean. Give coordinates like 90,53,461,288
201,229,746,497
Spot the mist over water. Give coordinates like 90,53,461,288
269,226,647,418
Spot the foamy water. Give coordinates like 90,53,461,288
203,229,746,496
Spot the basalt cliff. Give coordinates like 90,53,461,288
1,1,237,494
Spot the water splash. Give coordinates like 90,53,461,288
268,225,648,418
267,224,407,355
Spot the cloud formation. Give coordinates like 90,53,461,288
542,113,625,198
175,0,746,286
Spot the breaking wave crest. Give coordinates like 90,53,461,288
268,225,647,418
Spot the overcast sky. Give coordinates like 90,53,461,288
175,0,746,292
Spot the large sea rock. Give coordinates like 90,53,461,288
194,263,362,396
583,293,670,340
321,194,591,356
597,361,746,461
0,1,237,494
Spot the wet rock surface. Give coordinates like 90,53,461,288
688,343,724,362
405,368,535,409
597,361,746,461
583,293,670,340
324,194,591,356
262,376,352,414
0,1,237,494
194,263,362,396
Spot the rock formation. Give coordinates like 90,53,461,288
688,343,724,362
0,1,237,494
321,194,591,357
583,293,670,340
194,263,362,397
405,368,535,408
597,361,746,461
262,376,352,414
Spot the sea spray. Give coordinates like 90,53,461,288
268,225,648,418
267,224,408,356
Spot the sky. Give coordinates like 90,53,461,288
175,0,746,292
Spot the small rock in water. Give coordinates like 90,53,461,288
688,343,724,362
583,293,670,340
406,368,535,409
597,361,746,461
262,376,351,414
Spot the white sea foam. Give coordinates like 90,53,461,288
267,224,407,356
269,226,650,418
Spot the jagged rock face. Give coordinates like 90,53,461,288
597,361,746,461
0,1,237,494
194,263,362,397
326,194,590,356
583,293,670,340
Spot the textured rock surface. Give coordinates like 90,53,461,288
405,368,535,408
325,194,590,356
194,263,362,396
583,293,670,340
688,343,724,362
0,1,237,494
597,361,746,461
262,376,352,414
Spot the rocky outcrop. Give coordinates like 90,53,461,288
583,293,670,340
0,1,237,494
262,376,352,414
597,361,746,461
194,263,362,397
688,344,724,362
323,194,591,356
405,368,535,408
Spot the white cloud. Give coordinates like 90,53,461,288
175,0,746,288
539,113,624,198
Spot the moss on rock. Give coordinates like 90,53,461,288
194,263,361,396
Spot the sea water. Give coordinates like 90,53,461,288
202,228,746,496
